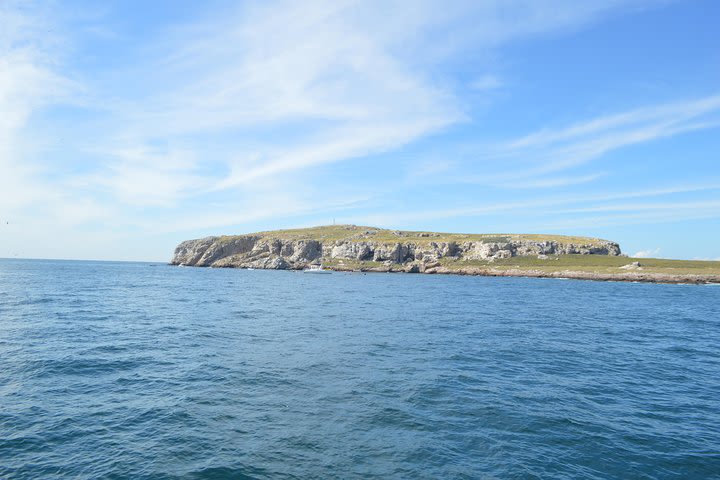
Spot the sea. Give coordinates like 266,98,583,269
1,258,719,479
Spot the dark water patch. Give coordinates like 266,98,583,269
186,465,268,480
13,296,57,306
26,356,150,378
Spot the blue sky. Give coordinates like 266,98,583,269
1,0,719,261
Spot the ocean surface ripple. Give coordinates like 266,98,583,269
1,259,719,479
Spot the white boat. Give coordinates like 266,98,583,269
303,264,331,274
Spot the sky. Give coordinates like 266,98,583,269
1,0,719,261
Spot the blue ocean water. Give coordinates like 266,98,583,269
0,259,719,479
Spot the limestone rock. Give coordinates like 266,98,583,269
170,227,623,272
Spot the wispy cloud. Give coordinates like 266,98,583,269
70,0,470,209
500,173,606,189
429,94,720,191
342,183,720,227
0,3,77,214
80,0,663,202
500,94,720,175
556,200,720,214
634,248,661,258
506,95,720,150
524,209,720,231
141,194,372,235
74,145,211,207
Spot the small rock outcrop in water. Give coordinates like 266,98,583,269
171,225,622,270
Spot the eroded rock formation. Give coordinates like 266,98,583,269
172,228,621,270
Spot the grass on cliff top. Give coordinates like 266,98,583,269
219,224,610,246
323,255,720,275
439,255,720,275
324,255,720,276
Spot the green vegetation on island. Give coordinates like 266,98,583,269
323,254,720,277
218,224,611,247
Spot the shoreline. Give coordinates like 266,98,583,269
325,264,720,284
183,263,720,285
172,225,720,285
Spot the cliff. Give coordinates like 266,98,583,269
171,225,621,270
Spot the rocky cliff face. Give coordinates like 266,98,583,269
172,233,621,270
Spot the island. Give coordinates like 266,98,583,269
171,225,720,284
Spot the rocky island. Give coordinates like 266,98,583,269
172,225,720,284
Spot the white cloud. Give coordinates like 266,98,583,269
0,3,76,214
506,95,720,150
75,0,469,206
140,194,371,235
500,95,720,175
432,94,720,189
500,173,606,189
83,0,664,199
74,145,210,207
634,248,661,258
556,200,720,214
341,183,720,227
